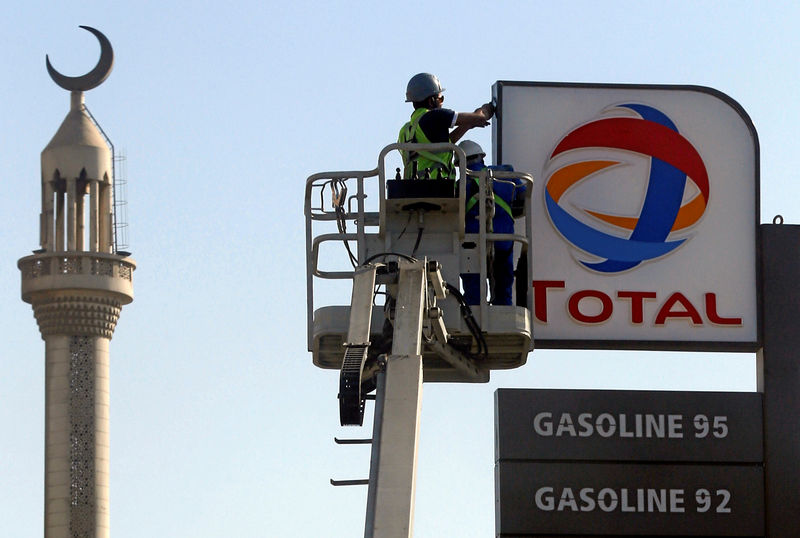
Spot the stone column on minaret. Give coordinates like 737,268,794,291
18,27,134,538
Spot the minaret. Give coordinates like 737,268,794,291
17,27,134,538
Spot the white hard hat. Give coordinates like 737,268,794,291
458,140,485,160
406,73,445,102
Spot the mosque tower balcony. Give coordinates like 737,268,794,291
19,88,135,325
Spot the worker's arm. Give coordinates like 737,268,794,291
449,103,495,143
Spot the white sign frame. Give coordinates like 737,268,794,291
493,82,760,351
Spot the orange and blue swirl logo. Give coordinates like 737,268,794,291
545,103,709,273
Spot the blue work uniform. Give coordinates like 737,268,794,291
462,163,525,306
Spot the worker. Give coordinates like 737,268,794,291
398,73,495,179
458,140,525,306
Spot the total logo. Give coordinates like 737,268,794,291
544,103,709,274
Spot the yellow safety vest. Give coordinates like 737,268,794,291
398,108,455,179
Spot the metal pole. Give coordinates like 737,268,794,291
760,223,800,538
364,260,426,538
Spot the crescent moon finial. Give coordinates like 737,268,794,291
46,26,114,92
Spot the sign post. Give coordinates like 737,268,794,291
760,223,800,538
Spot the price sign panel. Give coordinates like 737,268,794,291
496,462,764,536
496,389,763,462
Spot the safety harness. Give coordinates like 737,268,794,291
465,176,514,218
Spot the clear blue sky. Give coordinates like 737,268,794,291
1,2,797,536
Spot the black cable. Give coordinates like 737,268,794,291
330,179,358,268
445,283,488,359
363,252,418,265
411,227,424,257
396,211,413,240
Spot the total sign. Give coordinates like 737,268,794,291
493,82,760,350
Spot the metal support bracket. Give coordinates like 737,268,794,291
334,437,373,445
331,479,370,487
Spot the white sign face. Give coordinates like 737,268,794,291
493,82,759,350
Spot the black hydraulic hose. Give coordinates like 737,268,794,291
445,283,488,358
411,227,424,257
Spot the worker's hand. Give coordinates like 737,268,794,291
452,106,493,137
477,102,495,119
